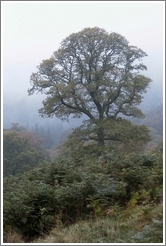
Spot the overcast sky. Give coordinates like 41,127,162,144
2,1,164,102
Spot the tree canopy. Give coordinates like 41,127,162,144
28,27,151,146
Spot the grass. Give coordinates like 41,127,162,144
32,203,163,243
3,230,23,243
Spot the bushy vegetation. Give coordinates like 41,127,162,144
3,141,163,243
34,203,163,243
3,124,50,177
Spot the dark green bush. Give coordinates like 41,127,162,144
4,176,56,239
3,144,163,241
3,130,48,177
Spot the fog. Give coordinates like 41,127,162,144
2,2,164,134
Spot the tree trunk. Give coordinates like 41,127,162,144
97,126,105,146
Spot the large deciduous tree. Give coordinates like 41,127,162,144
28,27,151,146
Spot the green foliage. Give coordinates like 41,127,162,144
67,118,150,152
86,196,108,218
32,204,163,243
3,174,56,239
3,125,49,177
28,27,151,145
3,142,163,241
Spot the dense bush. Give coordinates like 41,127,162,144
3,143,163,241
3,129,49,177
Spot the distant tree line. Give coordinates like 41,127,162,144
3,123,50,177
132,103,163,136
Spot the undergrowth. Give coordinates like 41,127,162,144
33,203,163,243
3,143,163,243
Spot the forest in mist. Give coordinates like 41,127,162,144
3,77,163,150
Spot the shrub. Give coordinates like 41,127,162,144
3,144,163,241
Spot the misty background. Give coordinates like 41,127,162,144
2,1,164,147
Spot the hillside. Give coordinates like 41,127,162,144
33,203,163,243
3,139,163,243
3,103,163,243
